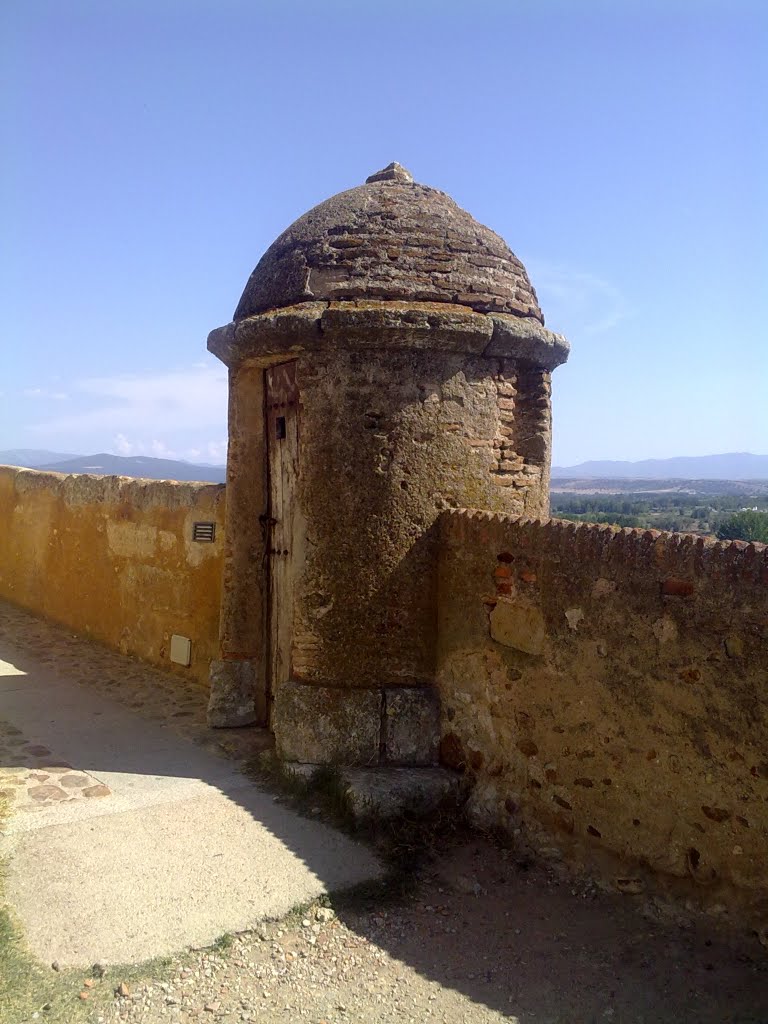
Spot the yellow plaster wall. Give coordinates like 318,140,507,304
0,465,225,686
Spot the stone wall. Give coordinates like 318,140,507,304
290,347,551,694
0,465,225,686
437,509,768,922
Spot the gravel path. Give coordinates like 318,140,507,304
84,841,768,1024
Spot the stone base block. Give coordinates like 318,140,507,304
279,761,320,784
272,682,381,764
342,767,462,821
383,687,440,765
272,681,442,766
207,659,261,728
275,760,464,822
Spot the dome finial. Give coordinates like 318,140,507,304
365,161,413,184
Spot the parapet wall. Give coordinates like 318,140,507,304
0,466,225,685
437,510,768,921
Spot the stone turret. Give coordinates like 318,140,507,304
206,163,569,765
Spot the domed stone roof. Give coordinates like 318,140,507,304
233,163,543,323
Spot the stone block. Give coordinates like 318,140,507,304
724,635,744,659
485,314,570,370
489,600,546,655
383,687,440,765
280,762,321,783
342,767,462,821
272,681,381,765
207,659,260,728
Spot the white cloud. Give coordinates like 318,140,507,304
205,440,228,462
28,363,228,450
113,434,179,459
111,433,227,464
150,439,178,459
22,387,69,400
527,263,631,338
113,433,134,455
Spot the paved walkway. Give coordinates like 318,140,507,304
0,602,381,969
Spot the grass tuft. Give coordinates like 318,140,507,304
0,793,179,1024
243,752,470,903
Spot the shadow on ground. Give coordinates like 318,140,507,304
1,600,767,1023
334,839,768,1023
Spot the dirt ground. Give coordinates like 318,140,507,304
1,601,767,1024
70,838,768,1024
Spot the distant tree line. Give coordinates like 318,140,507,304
550,492,768,540
716,510,768,543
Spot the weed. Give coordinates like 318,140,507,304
212,932,234,952
0,794,183,1024
243,751,470,902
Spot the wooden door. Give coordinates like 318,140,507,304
265,362,299,707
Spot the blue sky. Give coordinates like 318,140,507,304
1,0,766,466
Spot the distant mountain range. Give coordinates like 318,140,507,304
552,453,768,480
0,451,226,484
2,449,767,486
0,448,81,467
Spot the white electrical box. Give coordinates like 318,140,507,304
170,634,192,667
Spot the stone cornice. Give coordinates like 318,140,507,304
208,301,570,371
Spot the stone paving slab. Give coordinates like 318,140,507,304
0,602,382,967
0,602,269,762
0,761,112,811
0,698,114,811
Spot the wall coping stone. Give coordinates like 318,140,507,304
0,465,225,511
441,508,768,584
208,300,569,371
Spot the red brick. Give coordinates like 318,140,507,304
661,578,695,597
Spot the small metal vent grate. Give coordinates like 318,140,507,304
192,521,216,543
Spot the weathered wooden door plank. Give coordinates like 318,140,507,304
266,362,299,709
